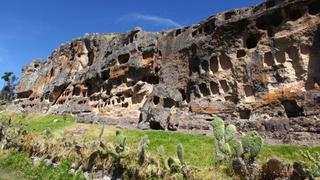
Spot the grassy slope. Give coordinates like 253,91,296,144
0,112,319,178
0,151,83,180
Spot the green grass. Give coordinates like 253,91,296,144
123,129,215,167
259,144,320,165
0,112,320,179
0,169,20,180
1,113,75,133
0,152,84,180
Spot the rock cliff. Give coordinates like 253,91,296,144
15,0,320,146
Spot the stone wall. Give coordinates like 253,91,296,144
15,0,320,146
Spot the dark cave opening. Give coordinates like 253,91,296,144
118,53,130,64
143,75,160,85
244,85,254,97
73,87,81,96
210,56,219,73
199,83,211,96
239,109,251,119
264,52,275,66
220,80,230,93
163,98,176,108
225,11,236,20
204,23,212,34
153,96,160,105
122,102,129,108
210,81,220,95
282,100,304,118
287,7,303,21
308,0,320,15
246,34,260,49
142,49,155,59
101,69,110,81
220,53,233,70
175,29,181,36
192,30,197,37
266,0,275,9
256,16,269,30
270,10,283,27
189,57,200,75
178,89,187,101
150,121,163,130
237,49,246,58
201,60,209,72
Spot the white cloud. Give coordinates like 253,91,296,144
118,13,182,28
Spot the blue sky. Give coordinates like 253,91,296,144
0,0,263,87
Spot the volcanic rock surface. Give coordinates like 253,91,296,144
15,0,320,146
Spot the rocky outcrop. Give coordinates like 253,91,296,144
15,0,320,146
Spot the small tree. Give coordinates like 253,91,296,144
1,72,17,102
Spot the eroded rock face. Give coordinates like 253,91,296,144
15,0,320,146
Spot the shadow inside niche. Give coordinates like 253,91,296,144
306,26,320,90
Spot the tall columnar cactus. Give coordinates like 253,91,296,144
241,131,263,160
138,135,149,165
177,144,184,165
98,125,105,141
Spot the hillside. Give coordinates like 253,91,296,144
13,0,320,147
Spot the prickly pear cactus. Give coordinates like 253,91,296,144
163,143,193,179
241,131,263,160
105,131,129,161
230,140,244,158
212,117,232,163
212,118,264,179
165,156,181,172
212,118,263,164
300,150,320,177
225,124,236,142
212,117,225,141
225,125,244,158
